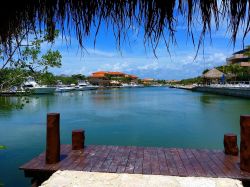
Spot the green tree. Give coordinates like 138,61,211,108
0,31,62,91
36,72,57,86
71,74,86,81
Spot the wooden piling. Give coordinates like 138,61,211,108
46,113,60,164
240,115,250,172
72,129,85,150
224,133,238,155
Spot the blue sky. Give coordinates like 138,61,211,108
46,18,250,80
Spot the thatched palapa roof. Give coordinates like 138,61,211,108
202,68,224,79
0,1,250,55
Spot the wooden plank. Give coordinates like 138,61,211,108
163,148,178,176
20,144,250,181
20,153,44,170
191,149,217,177
203,149,229,178
169,148,187,176
149,147,160,175
74,145,96,171
52,145,79,170
211,150,240,178
108,146,124,173
178,148,196,176
198,149,223,177
66,149,90,170
125,146,137,173
99,146,118,172
142,147,151,174
91,145,111,172
82,145,101,171
184,149,206,176
157,148,169,175
117,146,131,173
133,147,144,174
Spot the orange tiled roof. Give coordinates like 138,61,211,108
130,75,138,79
92,71,107,74
91,71,138,78
125,74,138,79
107,72,125,75
90,74,106,78
143,78,154,81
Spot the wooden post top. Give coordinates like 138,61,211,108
240,115,250,118
72,129,85,133
224,133,237,137
72,129,85,150
47,113,60,116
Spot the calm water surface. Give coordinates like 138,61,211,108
0,87,250,186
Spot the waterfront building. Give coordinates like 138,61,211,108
88,71,138,86
88,73,110,86
226,46,250,67
202,68,226,84
125,74,138,79
142,78,155,85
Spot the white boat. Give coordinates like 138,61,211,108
75,81,99,91
121,83,131,88
56,86,75,92
22,77,56,94
129,82,144,87
121,83,144,88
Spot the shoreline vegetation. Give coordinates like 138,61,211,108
0,69,168,96
171,46,250,87
170,64,250,87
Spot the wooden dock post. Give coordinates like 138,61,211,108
46,113,60,164
72,129,85,150
224,133,238,155
240,115,250,172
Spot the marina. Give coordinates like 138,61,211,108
1,1,250,186
1,87,250,186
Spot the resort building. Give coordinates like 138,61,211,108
166,80,179,84
226,46,250,67
142,78,155,85
88,71,138,86
125,74,138,79
202,68,226,84
88,72,109,86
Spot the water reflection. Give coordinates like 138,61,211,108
199,94,235,105
0,97,25,118
90,89,126,105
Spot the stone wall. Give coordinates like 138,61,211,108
193,86,250,98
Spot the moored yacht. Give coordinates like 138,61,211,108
121,83,131,88
22,77,56,94
75,80,99,91
130,82,144,87
56,84,76,92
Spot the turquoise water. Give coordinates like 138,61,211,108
0,87,250,186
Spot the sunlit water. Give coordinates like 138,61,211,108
0,87,250,186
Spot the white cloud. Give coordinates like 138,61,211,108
50,46,229,80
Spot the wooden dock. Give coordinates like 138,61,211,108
20,144,250,183
19,113,250,186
